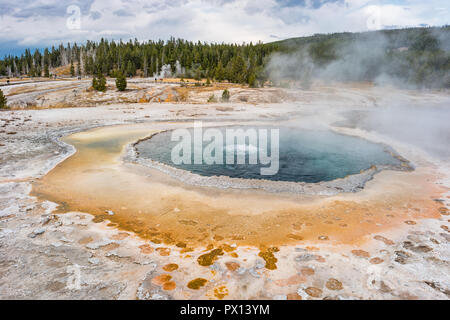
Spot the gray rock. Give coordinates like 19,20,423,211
295,254,316,262
249,268,261,278
254,259,265,269
88,258,100,265
29,228,45,238
86,239,115,250
237,267,247,275
150,293,169,300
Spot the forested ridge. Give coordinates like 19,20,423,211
0,38,277,87
0,26,448,88
271,25,450,88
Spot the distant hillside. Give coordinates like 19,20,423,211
267,26,450,88
273,26,450,50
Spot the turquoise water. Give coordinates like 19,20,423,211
136,127,402,183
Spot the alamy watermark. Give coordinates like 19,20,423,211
170,122,280,176
66,5,81,30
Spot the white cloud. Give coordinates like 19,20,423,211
0,0,448,54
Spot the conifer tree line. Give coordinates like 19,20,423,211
0,38,278,86
0,27,448,88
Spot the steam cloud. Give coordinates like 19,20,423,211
265,27,450,161
266,27,450,89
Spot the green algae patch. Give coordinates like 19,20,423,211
187,278,208,290
258,247,279,270
197,248,224,266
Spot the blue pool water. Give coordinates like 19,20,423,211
136,127,402,183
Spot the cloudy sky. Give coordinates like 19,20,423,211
0,0,448,56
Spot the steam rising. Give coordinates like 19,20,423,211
154,60,185,79
353,101,450,161
266,27,450,89
265,27,450,161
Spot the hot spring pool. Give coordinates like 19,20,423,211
135,127,403,183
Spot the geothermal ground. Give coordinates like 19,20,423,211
0,79,449,300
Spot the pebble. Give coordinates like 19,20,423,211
163,281,176,291
40,215,51,224
162,263,179,272
351,250,370,258
237,267,247,275
88,258,100,265
210,262,222,272
150,293,168,300
254,260,265,269
305,287,322,298
86,239,115,250
152,274,172,286
301,267,315,276
373,235,394,245
287,293,302,300
249,268,261,278
439,231,450,240
326,279,343,291
394,251,410,264
29,228,45,238
295,254,316,262
139,244,154,254
156,247,171,256
369,257,384,264
225,262,240,272
59,236,73,243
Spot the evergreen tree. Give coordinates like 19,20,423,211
92,76,98,90
70,61,75,77
126,60,136,77
44,64,50,78
215,60,225,81
92,72,107,92
222,89,230,102
231,56,247,84
116,72,127,91
248,72,257,88
194,68,202,81
207,94,217,103
0,89,7,109
97,73,107,92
